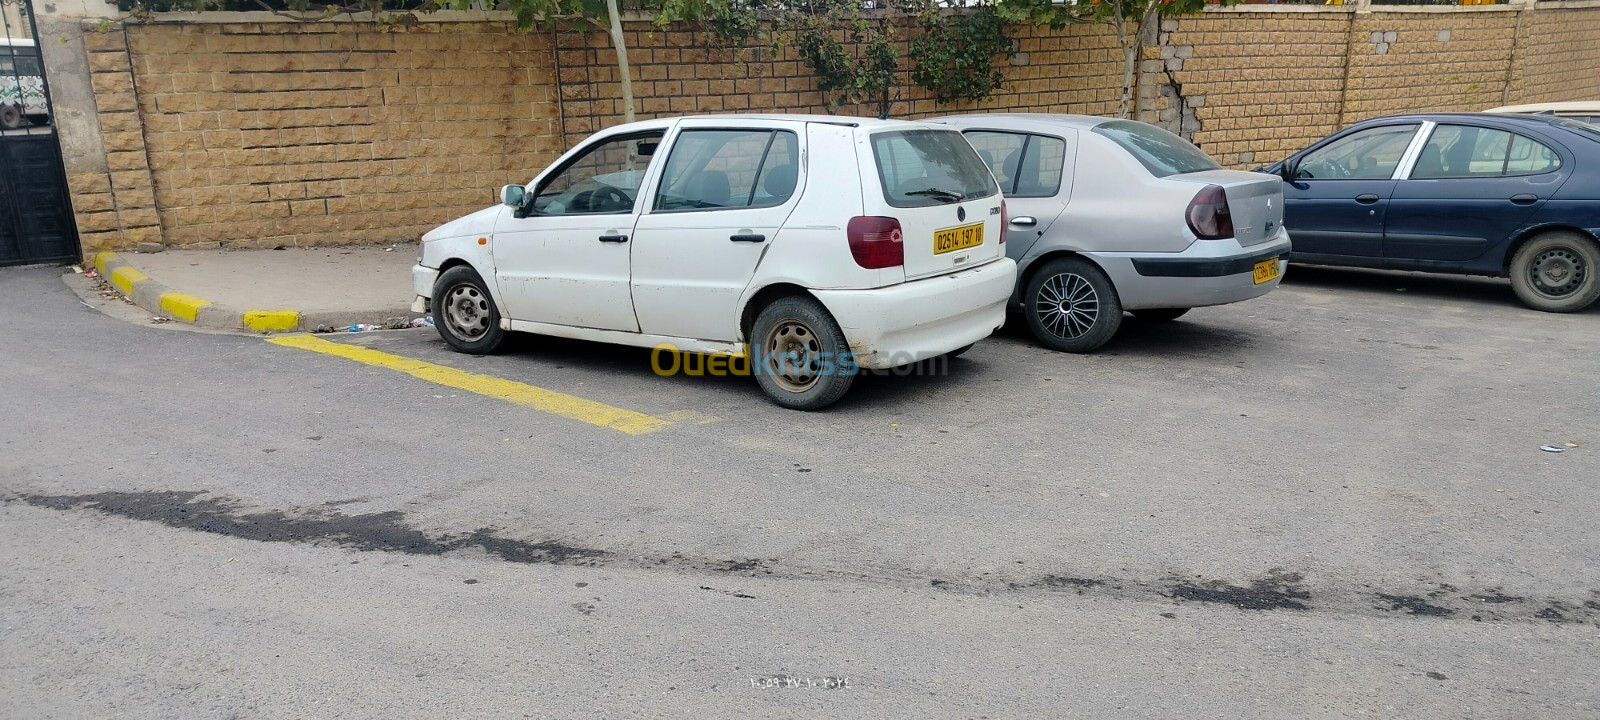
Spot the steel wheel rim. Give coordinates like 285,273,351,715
763,319,823,393
444,283,491,341
1036,272,1099,340
1529,247,1587,298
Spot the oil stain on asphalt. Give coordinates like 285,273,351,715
10,490,1598,627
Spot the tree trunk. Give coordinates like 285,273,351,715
604,0,636,124
1114,14,1135,120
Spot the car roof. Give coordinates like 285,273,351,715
596,114,934,136
929,113,1117,132
1347,111,1588,131
1487,101,1600,114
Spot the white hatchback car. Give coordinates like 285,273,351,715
413,114,1017,410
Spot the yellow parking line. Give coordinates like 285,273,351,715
267,335,673,435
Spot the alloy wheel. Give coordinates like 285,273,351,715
1035,272,1100,340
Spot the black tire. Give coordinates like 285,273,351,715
1509,231,1600,313
0,105,22,131
749,296,855,411
432,265,506,354
946,343,975,359
1133,308,1190,322
1023,256,1122,353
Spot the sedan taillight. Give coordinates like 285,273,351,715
999,200,1008,245
1186,184,1234,240
847,216,904,269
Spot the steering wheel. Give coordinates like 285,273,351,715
583,185,631,213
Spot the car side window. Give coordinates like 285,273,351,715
1503,133,1562,175
531,132,663,216
1296,125,1419,180
1411,125,1515,179
965,131,1068,198
654,129,799,212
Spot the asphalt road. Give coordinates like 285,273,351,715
2,263,1597,718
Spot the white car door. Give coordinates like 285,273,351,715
492,130,666,331
628,121,805,341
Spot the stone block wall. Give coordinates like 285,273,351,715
80,19,562,250
1513,3,1600,104
553,19,1132,147
39,1,1600,253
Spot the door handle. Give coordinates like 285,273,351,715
1354,194,1380,205
598,234,629,243
1009,216,1038,227
730,233,766,243
1510,194,1538,205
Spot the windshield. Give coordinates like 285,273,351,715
1092,120,1220,177
1556,118,1600,141
871,129,999,208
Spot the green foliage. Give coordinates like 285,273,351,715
910,4,1013,104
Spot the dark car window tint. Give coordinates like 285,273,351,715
964,131,1067,198
871,129,999,208
654,129,798,212
1092,120,1218,178
1412,125,1514,179
1503,134,1562,175
1297,125,1418,180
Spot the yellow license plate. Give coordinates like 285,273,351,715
1253,257,1281,285
934,223,984,255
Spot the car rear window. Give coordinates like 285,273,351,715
1092,120,1220,177
870,129,999,208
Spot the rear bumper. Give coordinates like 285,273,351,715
411,264,439,313
814,258,1017,369
1087,230,1292,311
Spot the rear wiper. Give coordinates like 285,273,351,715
904,188,963,203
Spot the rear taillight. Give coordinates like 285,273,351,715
847,216,904,269
1186,184,1234,240
999,200,1008,244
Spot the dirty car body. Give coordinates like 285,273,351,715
412,114,1016,410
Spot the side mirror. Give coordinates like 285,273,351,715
500,184,527,208
1278,158,1300,182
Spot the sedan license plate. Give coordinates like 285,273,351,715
934,223,984,255
1252,257,1281,285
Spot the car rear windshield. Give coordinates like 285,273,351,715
1092,120,1220,178
870,129,999,208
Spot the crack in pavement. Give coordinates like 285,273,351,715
9,490,1598,626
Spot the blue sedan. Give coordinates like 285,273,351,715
1265,113,1600,312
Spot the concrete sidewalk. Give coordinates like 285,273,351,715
92,246,420,333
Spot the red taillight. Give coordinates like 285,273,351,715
1186,184,1234,240
847,216,904,269
999,200,1008,244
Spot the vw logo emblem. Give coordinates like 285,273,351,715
957,206,966,222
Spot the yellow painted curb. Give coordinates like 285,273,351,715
93,252,118,276
159,292,211,323
267,335,673,435
243,310,300,332
110,265,149,295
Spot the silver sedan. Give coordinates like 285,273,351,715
932,114,1293,352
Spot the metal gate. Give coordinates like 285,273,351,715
1,0,80,267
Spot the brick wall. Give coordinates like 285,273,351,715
552,19,1132,147
1512,4,1600,104
1165,11,1353,169
54,3,1600,252
106,20,561,250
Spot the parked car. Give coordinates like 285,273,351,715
1487,101,1600,127
1265,113,1600,312
929,114,1290,352
0,38,50,130
413,114,1016,410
